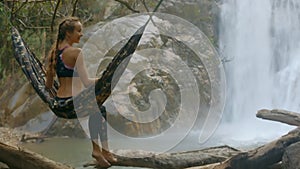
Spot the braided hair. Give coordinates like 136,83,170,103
46,16,80,88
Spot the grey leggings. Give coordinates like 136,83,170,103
88,106,108,142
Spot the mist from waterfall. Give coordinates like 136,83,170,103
217,0,300,142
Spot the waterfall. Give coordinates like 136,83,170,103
218,0,300,139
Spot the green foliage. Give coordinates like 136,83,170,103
0,2,13,80
0,0,165,83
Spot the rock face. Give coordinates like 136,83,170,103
0,127,37,145
282,141,300,169
160,0,220,44
10,95,48,127
1,1,220,138
0,81,86,138
45,118,87,138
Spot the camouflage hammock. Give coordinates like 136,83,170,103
11,1,162,119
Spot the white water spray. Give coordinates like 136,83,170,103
218,0,300,141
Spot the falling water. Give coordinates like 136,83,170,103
218,0,300,141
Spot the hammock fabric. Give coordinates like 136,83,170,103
11,20,147,119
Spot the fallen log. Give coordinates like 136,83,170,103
84,145,240,169
186,162,282,169
0,142,73,169
257,109,300,126
186,162,221,169
212,128,300,169
20,134,48,143
282,142,300,169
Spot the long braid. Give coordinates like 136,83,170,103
45,16,80,89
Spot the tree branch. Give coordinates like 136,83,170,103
84,146,240,169
71,0,78,16
0,142,73,169
51,0,61,32
10,0,16,22
17,18,51,29
141,0,149,12
12,0,28,14
114,0,139,13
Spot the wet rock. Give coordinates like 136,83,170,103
18,111,55,133
282,141,300,169
9,95,49,127
0,127,37,145
0,162,8,169
7,82,35,112
161,0,220,43
45,118,87,138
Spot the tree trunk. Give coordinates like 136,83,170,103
0,139,240,169
186,163,221,169
257,109,300,126
0,142,73,169
213,128,300,169
84,146,240,169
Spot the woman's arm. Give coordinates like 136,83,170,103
75,48,97,87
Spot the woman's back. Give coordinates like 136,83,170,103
56,45,83,97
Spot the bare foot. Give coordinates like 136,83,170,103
92,151,111,168
102,149,117,163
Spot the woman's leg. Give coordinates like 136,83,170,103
99,106,117,163
98,106,117,163
88,111,111,167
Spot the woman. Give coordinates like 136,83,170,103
45,16,117,167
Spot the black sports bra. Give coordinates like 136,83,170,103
56,47,79,77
